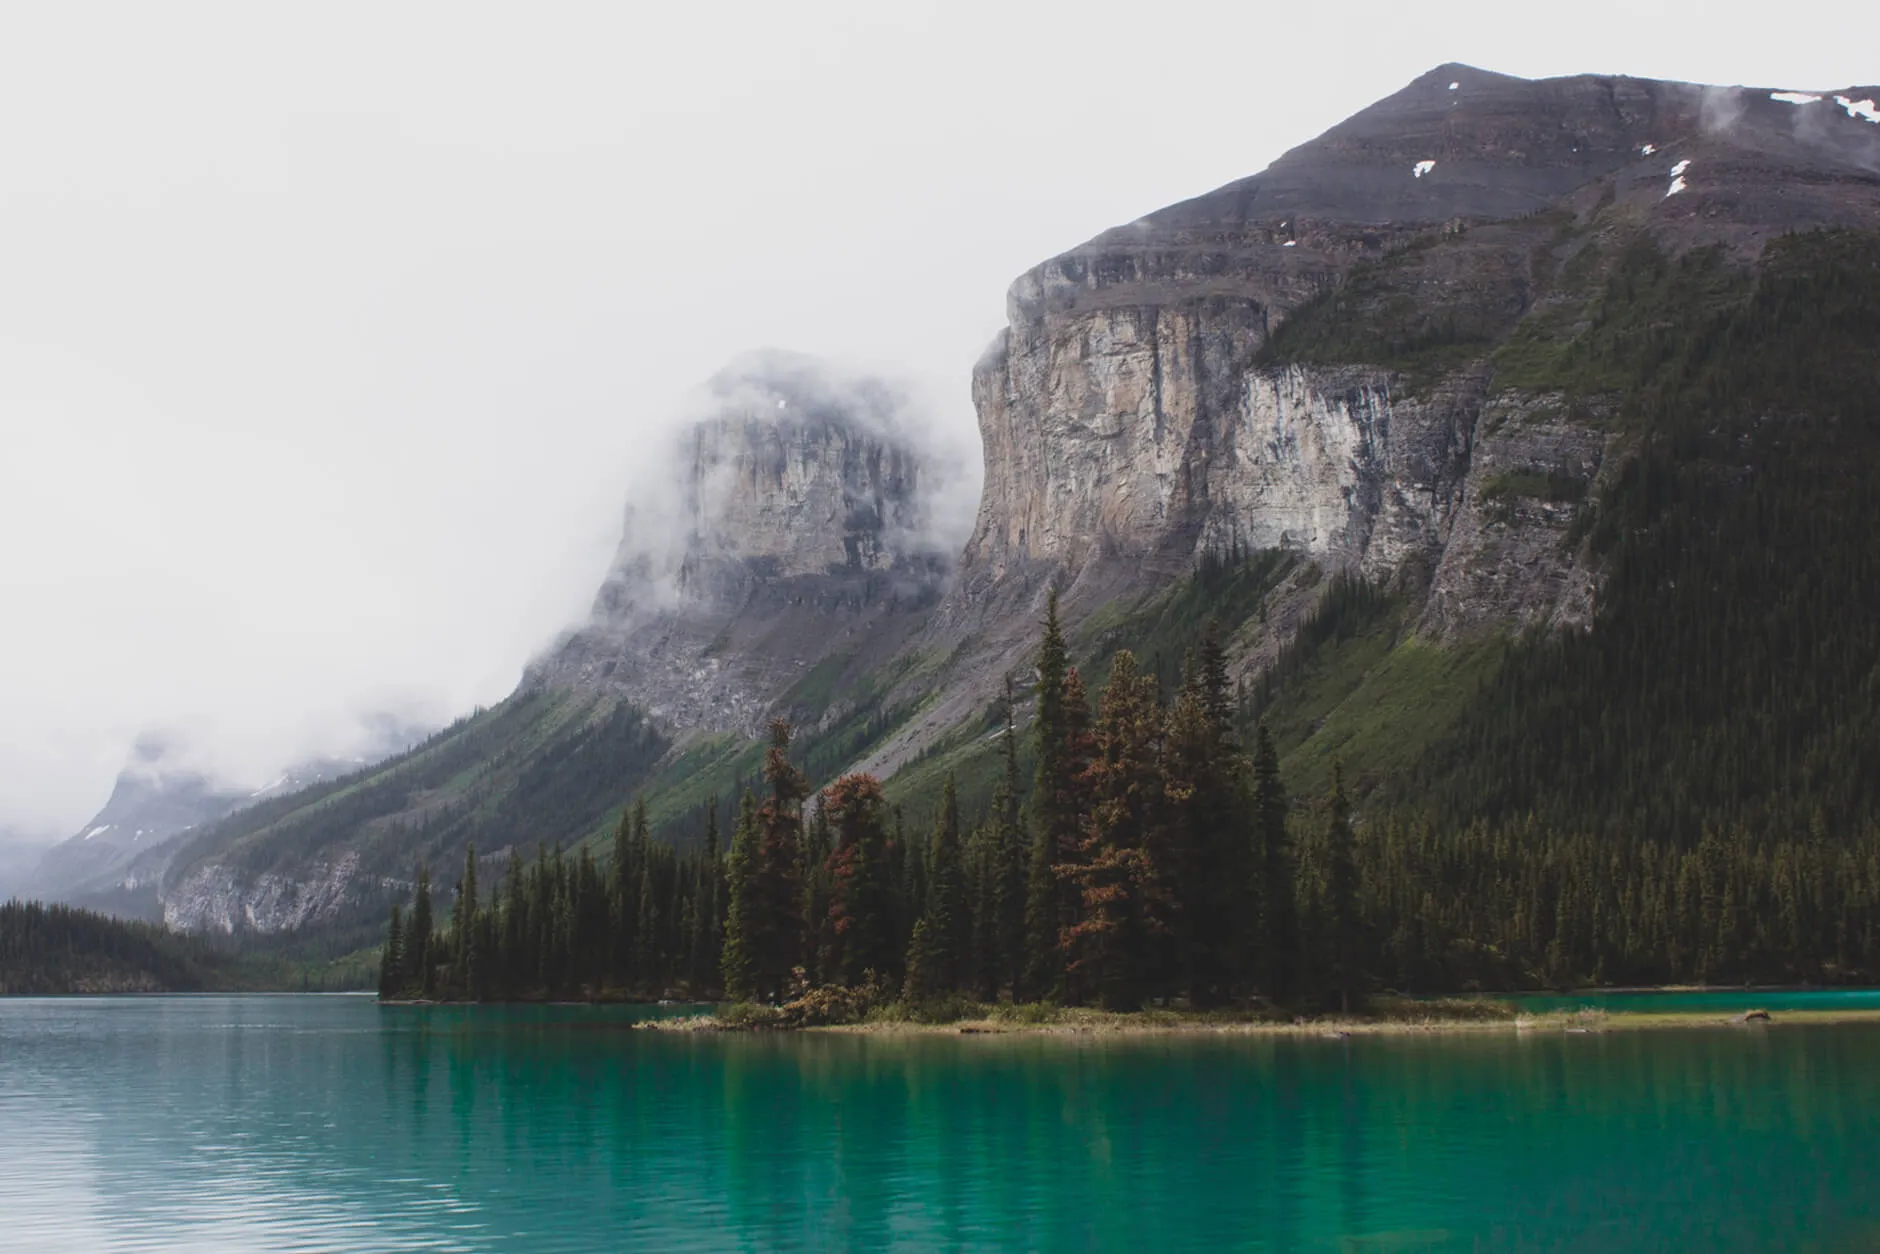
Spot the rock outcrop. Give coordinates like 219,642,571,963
162,853,363,935
130,64,1880,935
857,64,1880,773
956,64,1880,607
36,724,426,924
525,351,959,735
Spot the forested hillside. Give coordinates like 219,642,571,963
1,900,227,994
384,592,1880,1012
136,61,1880,984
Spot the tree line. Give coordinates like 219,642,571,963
1,899,222,994
381,589,1880,1010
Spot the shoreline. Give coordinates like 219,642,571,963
634,1002,1880,1037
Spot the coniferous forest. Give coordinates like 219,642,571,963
381,591,1880,1013
379,231,1880,1016
0,900,224,994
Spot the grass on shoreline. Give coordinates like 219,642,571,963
634,995,1880,1037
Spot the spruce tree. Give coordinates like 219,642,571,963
913,773,968,996
720,792,762,1001
802,801,835,984
991,676,1029,998
692,797,723,992
754,720,809,999
1055,667,1096,998
1024,588,1076,1001
379,904,404,999
1251,724,1297,1005
611,806,635,986
454,844,479,999
903,915,940,1002
502,847,525,992
1163,668,1214,999
637,861,662,993
821,773,895,986
1171,621,1250,1006
1322,766,1360,1014
1061,651,1168,1011
410,865,435,1000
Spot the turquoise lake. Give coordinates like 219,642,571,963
2,995,1877,1252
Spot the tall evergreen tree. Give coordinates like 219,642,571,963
691,797,723,991
501,847,525,990
1061,651,1170,1011
1164,624,1248,1006
637,858,662,992
990,676,1029,997
720,791,762,1000
1251,723,1297,1005
380,904,404,999
802,800,835,984
1025,589,1082,1000
909,773,968,997
410,865,435,1000
454,844,480,998
1321,766,1360,1013
821,773,895,986
745,720,809,1000
610,805,635,986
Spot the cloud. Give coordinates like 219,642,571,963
0,1,1872,832
576,350,979,633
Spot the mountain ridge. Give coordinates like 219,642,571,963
68,62,1880,939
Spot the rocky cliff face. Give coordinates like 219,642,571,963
858,64,1880,774
525,351,958,735
35,724,426,925
150,354,965,936
162,852,364,935
957,65,1880,606
137,64,1880,935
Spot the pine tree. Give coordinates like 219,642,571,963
903,915,941,1002
410,865,435,1000
1178,622,1250,1006
1061,651,1169,1011
890,806,922,969
753,720,809,999
1025,589,1082,1001
691,797,723,992
822,773,895,986
1298,766,1361,1012
502,847,526,991
1251,724,1297,1005
454,844,480,999
802,801,835,984
911,773,968,997
379,904,404,999
611,806,635,986
637,860,662,993
1322,766,1361,1013
990,676,1029,997
721,792,762,1001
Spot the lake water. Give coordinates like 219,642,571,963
2,995,1877,1252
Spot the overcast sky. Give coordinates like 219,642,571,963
0,1,1867,837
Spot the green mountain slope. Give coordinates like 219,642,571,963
147,68,1880,952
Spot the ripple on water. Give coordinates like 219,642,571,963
2,996,1879,1251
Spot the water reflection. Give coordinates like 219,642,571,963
0,997,1877,1251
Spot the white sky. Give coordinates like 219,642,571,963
0,0,1868,837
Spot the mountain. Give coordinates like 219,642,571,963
31,721,428,922
525,350,957,733
849,64,1880,785
151,353,961,935
0,899,230,993
0,830,52,901
144,64,1880,937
